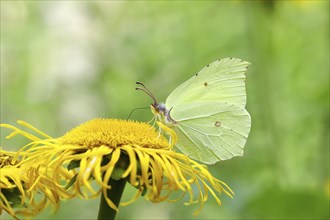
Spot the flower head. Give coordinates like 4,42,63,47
0,123,74,219
0,149,72,219
0,151,26,219
1,119,233,216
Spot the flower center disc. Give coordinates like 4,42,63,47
59,118,168,149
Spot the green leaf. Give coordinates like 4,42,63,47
141,186,147,197
67,160,81,171
65,173,78,190
1,187,22,206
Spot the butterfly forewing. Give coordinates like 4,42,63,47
166,58,250,110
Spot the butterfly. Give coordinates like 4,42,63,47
136,58,251,164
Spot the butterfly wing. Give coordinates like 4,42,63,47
170,102,251,164
166,58,250,110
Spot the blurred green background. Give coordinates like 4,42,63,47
1,1,329,219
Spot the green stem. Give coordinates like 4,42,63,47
97,178,126,220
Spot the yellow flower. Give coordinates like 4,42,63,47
0,124,74,219
1,119,234,216
0,151,26,219
0,150,68,219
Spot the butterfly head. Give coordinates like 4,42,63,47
151,102,176,125
136,82,176,125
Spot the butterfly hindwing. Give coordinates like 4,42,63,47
170,101,251,164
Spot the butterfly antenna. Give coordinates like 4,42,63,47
127,107,150,120
136,81,158,104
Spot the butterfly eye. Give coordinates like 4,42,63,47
214,121,221,127
204,82,208,87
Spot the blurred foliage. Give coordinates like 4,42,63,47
1,1,329,219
